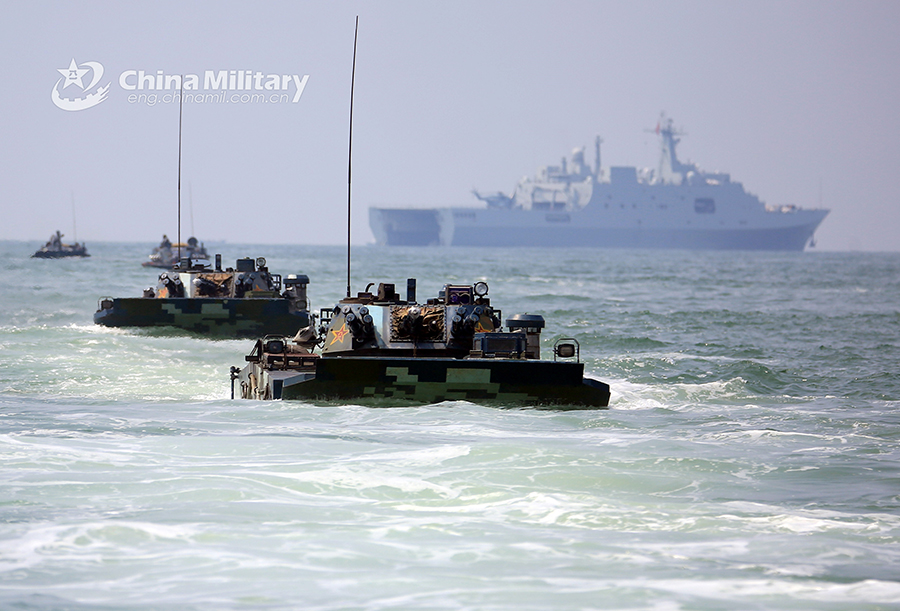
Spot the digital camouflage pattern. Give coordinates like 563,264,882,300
245,356,610,408
94,297,310,338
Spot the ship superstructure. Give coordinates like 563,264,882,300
369,115,828,250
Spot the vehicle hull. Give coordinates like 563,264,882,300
241,356,610,408
94,297,310,338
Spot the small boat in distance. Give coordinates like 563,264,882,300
32,231,89,258
143,235,209,269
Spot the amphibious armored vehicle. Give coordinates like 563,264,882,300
143,235,209,269
32,231,89,258
95,255,311,338
233,278,610,408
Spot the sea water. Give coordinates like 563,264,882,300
1,241,898,610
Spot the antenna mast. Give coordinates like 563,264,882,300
177,78,184,262
346,16,359,299
189,181,195,236
71,191,77,243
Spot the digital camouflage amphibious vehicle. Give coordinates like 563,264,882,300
231,20,607,408
95,255,311,338
233,278,610,408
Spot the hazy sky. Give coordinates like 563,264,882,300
2,1,898,251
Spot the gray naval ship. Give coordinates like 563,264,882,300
369,115,829,250
233,278,609,408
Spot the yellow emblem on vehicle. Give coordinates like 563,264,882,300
474,316,493,333
330,323,349,345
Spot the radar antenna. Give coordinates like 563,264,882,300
346,17,359,299
644,112,685,138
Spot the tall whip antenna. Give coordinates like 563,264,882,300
71,191,77,243
346,16,359,298
177,77,184,262
189,181,195,236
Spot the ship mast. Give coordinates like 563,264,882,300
653,113,688,183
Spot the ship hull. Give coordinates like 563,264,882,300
94,297,310,338
370,206,828,251
242,356,610,408
31,250,90,258
449,220,825,250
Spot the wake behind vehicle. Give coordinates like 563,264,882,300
233,278,610,408
95,255,311,338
